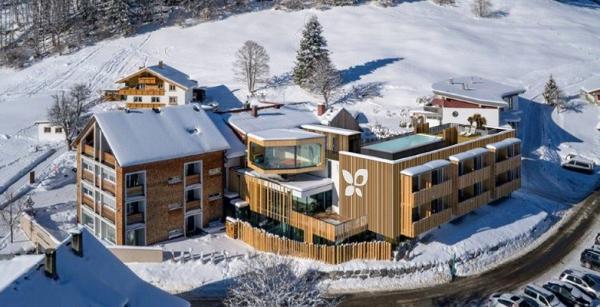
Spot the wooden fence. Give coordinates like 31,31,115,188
20,212,60,250
226,219,391,264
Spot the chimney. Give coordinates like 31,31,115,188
71,230,83,257
44,248,57,279
316,104,326,116
158,60,164,68
251,105,258,117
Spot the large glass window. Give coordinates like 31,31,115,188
82,209,94,230
292,191,332,214
250,142,321,170
101,220,115,244
127,200,145,215
126,228,145,246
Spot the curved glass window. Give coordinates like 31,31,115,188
250,142,322,170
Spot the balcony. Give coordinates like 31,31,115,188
102,207,115,223
118,88,165,96
455,191,490,217
82,195,94,209
102,180,116,195
495,178,521,199
82,170,94,183
495,155,521,175
185,174,201,186
102,152,116,167
186,200,201,211
411,180,453,207
138,77,156,84
82,144,94,157
412,208,452,237
127,212,145,225
289,211,368,242
457,166,490,189
126,185,144,198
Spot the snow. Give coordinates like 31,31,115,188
116,63,198,89
224,104,319,136
206,112,246,159
580,75,600,93
95,105,230,167
486,137,521,150
300,124,361,136
0,229,189,307
400,159,451,176
449,147,489,162
247,128,323,141
432,76,526,107
0,255,44,291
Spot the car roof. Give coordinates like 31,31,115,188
563,269,585,277
526,284,556,297
584,249,600,256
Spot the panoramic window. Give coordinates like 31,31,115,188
250,142,321,170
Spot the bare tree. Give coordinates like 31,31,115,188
431,0,455,5
48,83,91,150
308,58,341,107
225,255,336,307
471,0,493,17
234,40,270,95
0,192,24,244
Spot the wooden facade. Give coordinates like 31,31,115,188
302,126,361,161
338,130,521,240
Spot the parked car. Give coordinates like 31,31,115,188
523,284,566,307
559,269,600,299
562,154,595,174
487,292,537,307
543,281,593,307
582,249,600,271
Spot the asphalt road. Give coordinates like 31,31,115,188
341,189,600,306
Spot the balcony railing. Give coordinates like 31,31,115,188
186,200,202,211
102,180,116,195
495,155,521,175
457,166,490,189
83,144,94,157
289,211,368,242
138,77,156,84
495,179,521,199
412,208,452,237
118,88,165,96
411,180,453,207
127,185,144,197
82,195,94,209
127,212,145,225
102,208,115,223
185,174,201,186
102,152,116,167
82,170,94,183
455,191,490,217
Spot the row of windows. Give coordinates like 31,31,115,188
82,208,116,244
81,183,116,210
43,127,63,133
82,159,115,183
132,96,178,104
134,83,177,91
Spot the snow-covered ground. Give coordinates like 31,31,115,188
1,0,600,297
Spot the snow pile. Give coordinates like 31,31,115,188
0,229,189,307
37,151,77,191
0,134,55,194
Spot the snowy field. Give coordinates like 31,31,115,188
0,0,600,296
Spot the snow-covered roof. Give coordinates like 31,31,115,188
116,62,197,89
401,159,450,176
278,174,333,194
432,76,526,107
95,105,230,167
206,111,246,159
449,147,489,162
581,75,600,93
0,229,189,307
486,138,521,150
248,128,323,142
224,104,320,136
301,124,361,136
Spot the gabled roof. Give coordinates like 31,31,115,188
116,63,198,89
432,76,526,108
581,75,600,93
95,105,230,167
206,112,246,159
223,104,320,136
0,229,188,307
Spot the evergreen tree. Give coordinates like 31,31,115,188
543,74,563,107
99,0,132,37
293,16,331,87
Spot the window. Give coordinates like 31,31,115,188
126,172,144,188
102,168,115,183
55,127,63,133
412,175,422,192
208,192,222,201
133,96,142,102
102,195,116,210
126,228,145,246
126,200,145,215
82,160,93,173
250,142,322,170
169,96,177,105
208,167,221,176
101,220,115,244
186,188,201,202
44,127,51,133
82,184,93,198
151,97,160,103
185,162,202,176
431,168,445,185
82,209,94,230
169,84,176,91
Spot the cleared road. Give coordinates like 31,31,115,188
341,189,600,306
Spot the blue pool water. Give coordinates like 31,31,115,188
363,134,442,153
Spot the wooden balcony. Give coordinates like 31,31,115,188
186,200,202,211
118,88,164,96
289,211,368,242
495,155,521,175
185,174,201,186
102,207,115,223
457,166,490,189
82,195,94,209
102,152,116,167
82,170,94,183
495,179,521,199
102,180,115,195
127,212,144,225
455,191,491,217
83,144,94,157
126,185,144,197
126,102,165,110
138,77,156,84
411,180,453,207
412,208,452,237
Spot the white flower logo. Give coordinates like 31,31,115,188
343,169,368,197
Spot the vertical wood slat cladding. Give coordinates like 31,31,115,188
339,130,517,240
455,191,491,217
228,219,391,264
411,208,452,237
495,155,521,175
457,166,491,189
411,180,453,207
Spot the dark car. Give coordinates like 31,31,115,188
543,281,592,307
581,249,600,272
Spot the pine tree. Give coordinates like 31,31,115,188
99,0,132,37
293,16,331,87
543,75,563,107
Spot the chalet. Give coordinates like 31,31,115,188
74,105,230,246
35,120,65,143
0,229,188,306
115,61,199,109
431,76,526,129
581,76,600,104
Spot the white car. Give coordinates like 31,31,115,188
487,292,537,307
523,284,566,307
562,154,595,174
559,269,600,299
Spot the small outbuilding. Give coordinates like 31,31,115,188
36,120,65,143
581,76,600,104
